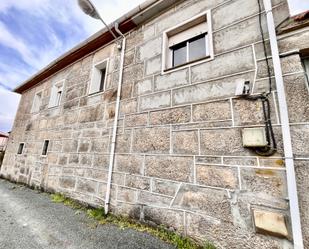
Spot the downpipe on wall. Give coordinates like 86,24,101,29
262,0,303,248
105,24,126,215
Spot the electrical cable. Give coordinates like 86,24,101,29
257,0,273,95
240,0,277,156
242,94,277,156
255,97,277,156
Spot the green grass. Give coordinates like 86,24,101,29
51,193,216,249
87,208,105,220
51,193,66,203
52,193,85,210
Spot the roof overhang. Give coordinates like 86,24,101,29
0,132,9,138
277,10,309,35
13,0,181,94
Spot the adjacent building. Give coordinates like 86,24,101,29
1,0,309,248
0,132,9,152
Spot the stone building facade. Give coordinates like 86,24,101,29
1,0,309,248
0,132,9,152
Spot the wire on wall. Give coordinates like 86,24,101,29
240,0,277,156
257,0,273,95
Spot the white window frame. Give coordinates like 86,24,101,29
302,57,309,88
49,80,65,108
161,10,214,74
31,90,43,113
88,58,109,95
304,58,309,72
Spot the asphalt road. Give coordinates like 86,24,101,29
0,179,174,249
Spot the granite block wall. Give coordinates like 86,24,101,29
1,0,308,248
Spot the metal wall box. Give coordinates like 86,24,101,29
242,128,268,147
235,80,250,96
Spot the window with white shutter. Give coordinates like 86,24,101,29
89,59,108,95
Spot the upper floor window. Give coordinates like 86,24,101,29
49,80,64,108
162,10,213,71
31,91,42,113
17,143,24,154
171,34,208,67
89,59,108,95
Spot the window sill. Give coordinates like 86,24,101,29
48,105,60,110
163,55,213,74
88,91,104,98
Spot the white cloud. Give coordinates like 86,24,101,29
0,0,146,74
0,0,146,89
0,20,70,94
0,0,146,37
0,22,35,68
0,13,77,71
0,61,30,88
288,0,309,16
0,0,145,132
0,88,20,132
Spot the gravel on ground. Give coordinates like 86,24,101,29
0,179,175,249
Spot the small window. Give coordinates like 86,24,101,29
49,80,64,108
56,89,62,105
302,57,309,87
171,34,207,67
99,68,106,92
42,140,49,156
17,143,24,154
31,91,42,113
89,59,108,95
163,11,213,71
189,34,207,61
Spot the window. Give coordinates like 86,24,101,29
17,143,24,154
49,80,64,108
42,140,49,156
302,57,309,86
89,59,108,95
162,10,213,71
31,91,42,113
171,34,208,67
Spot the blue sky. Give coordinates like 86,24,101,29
0,0,308,132
288,0,309,16
0,0,145,132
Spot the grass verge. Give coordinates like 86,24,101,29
51,193,216,249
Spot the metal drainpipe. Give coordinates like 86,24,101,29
262,0,303,248
105,25,126,215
